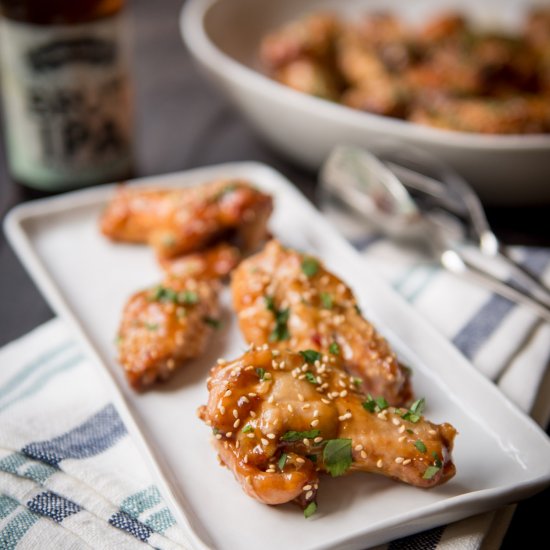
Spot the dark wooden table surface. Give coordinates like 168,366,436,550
0,0,548,547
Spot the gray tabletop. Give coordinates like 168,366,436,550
0,0,548,547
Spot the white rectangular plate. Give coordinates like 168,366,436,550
5,162,550,550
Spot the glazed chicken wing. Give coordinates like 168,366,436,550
199,347,456,511
117,276,221,390
159,242,241,281
100,179,273,260
231,240,412,406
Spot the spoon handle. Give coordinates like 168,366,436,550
440,249,550,324
495,245,550,307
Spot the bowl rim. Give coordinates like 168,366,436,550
181,0,550,152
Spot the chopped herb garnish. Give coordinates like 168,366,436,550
301,257,319,277
362,394,388,413
362,394,377,413
266,299,290,342
354,304,362,315
178,290,199,305
256,367,266,381
422,465,440,480
431,451,442,468
323,438,353,477
212,427,220,435
375,396,389,411
406,429,414,434
280,430,320,442
401,397,425,423
203,316,222,329
320,292,333,309
278,453,288,470
329,342,340,355
144,322,159,331
299,349,322,364
414,440,427,453
306,454,317,463
353,377,362,387
242,424,253,433
305,372,318,385
264,295,275,312
304,501,317,518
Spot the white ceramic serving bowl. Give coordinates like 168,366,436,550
181,0,550,204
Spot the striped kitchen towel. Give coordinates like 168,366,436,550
0,242,549,549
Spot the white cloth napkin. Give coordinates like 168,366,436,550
1,239,549,549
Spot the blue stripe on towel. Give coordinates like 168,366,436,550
0,341,74,402
0,495,19,520
452,250,550,360
121,486,162,518
27,491,81,523
0,509,39,550
109,511,152,542
22,404,127,467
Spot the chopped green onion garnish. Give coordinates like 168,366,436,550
375,396,389,411
242,424,253,433
203,316,221,329
256,367,266,381
301,258,319,277
422,465,440,480
305,372,318,385
278,453,287,470
329,342,340,355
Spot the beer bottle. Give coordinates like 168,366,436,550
0,0,134,191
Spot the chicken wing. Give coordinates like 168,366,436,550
100,179,273,260
231,240,412,406
198,347,456,511
117,276,221,390
159,242,241,281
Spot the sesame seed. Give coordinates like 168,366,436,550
303,403,311,409
314,436,323,443
429,429,437,435
392,418,401,426
215,434,222,440
272,350,280,356
267,433,276,440
398,436,406,442
305,491,313,500
262,344,269,350
398,425,405,433
226,432,233,437
247,433,255,439
360,450,367,459
311,419,319,427
250,410,256,417
298,394,304,402
280,361,285,369
233,419,240,428
376,459,383,468
340,390,348,397
249,392,257,397
232,409,239,418
338,380,346,388
303,485,312,491
338,413,352,421
321,398,331,404
298,374,306,380
219,406,226,414
287,404,294,413
224,390,232,398
403,459,411,465
354,444,363,451
296,457,305,464
261,438,269,446
267,395,274,404
303,438,311,447
217,358,226,365
241,396,249,403
243,455,248,463
395,457,404,464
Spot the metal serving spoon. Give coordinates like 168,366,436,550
320,146,550,323
375,145,550,308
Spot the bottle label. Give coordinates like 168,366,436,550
0,14,133,189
